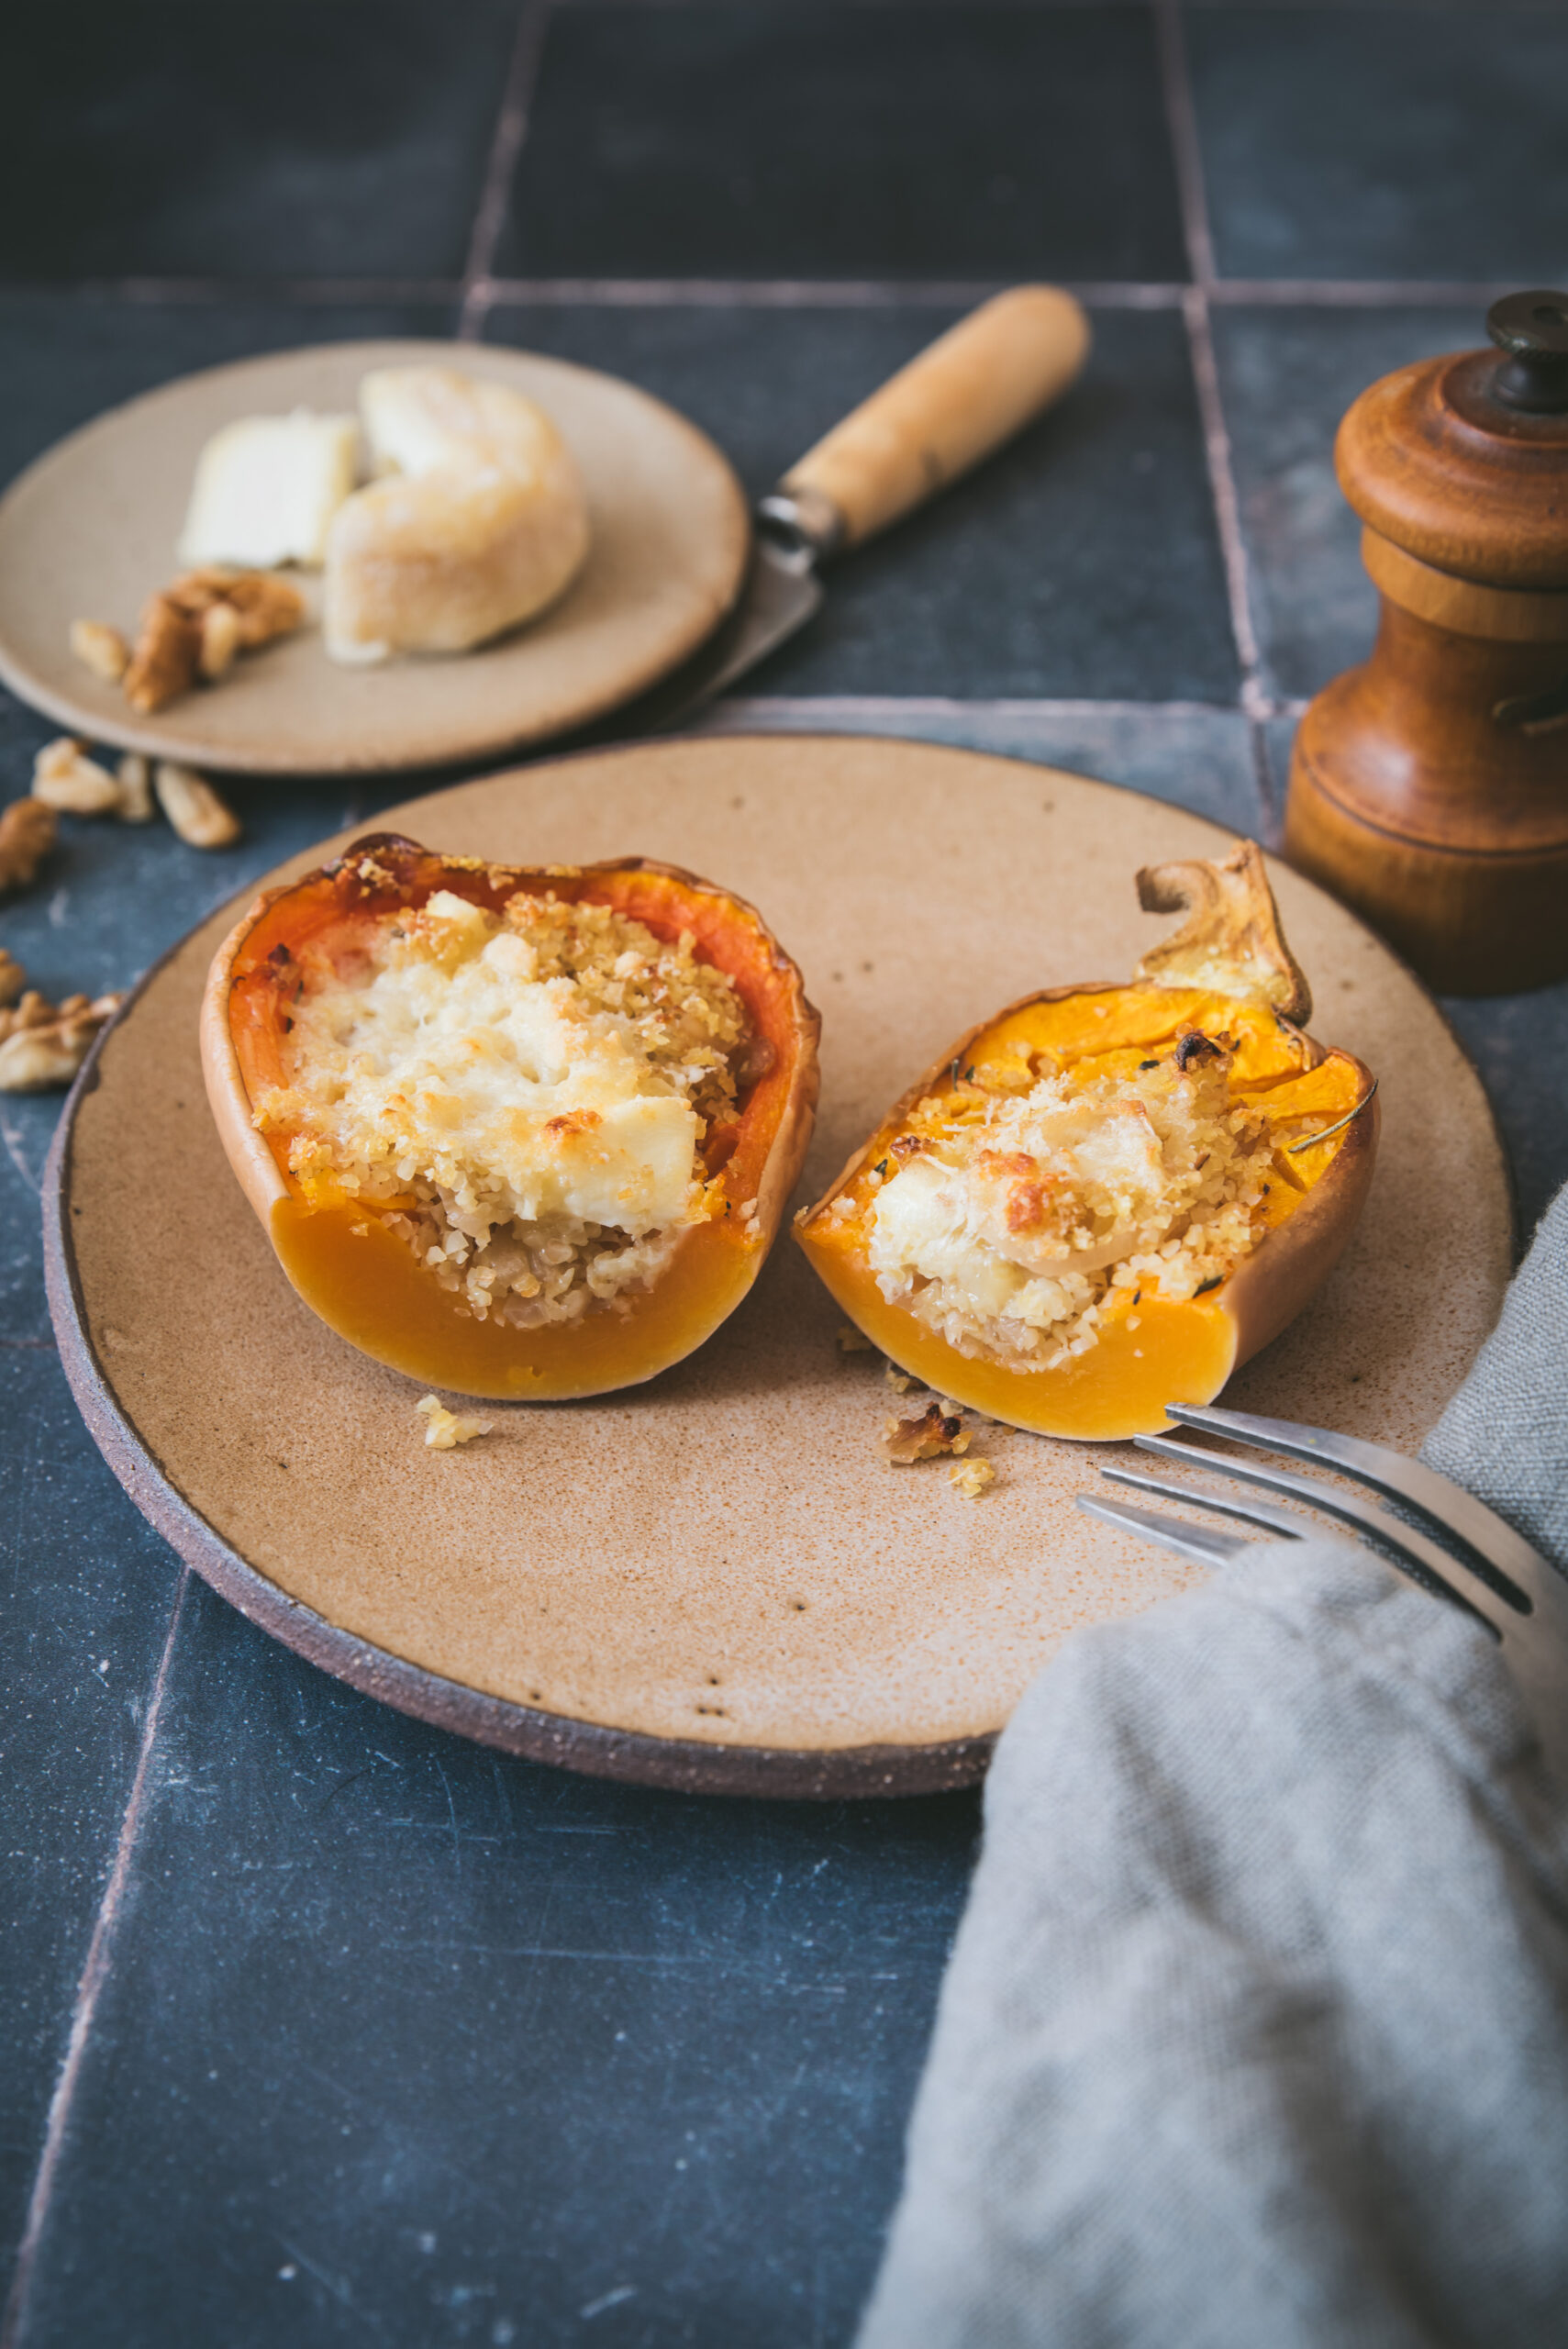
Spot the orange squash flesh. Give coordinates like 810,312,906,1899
797,850,1377,1443
203,836,820,1399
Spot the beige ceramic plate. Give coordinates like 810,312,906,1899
45,738,1511,1797
0,340,749,776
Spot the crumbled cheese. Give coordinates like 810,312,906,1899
256,887,748,1329
416,1394,493,1449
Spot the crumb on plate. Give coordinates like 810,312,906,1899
416,1394,494,1450
883,1398,971,1465
836,1323,875,1355
949,1458,996,1499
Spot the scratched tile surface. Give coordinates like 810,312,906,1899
19,1580,978,2347
4,3,1566,2343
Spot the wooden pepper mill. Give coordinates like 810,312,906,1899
1286,290,1568,995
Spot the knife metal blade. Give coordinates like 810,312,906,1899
600,502,828,739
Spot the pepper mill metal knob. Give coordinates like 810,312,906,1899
1285,291,1568,995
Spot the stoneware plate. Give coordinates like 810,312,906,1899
44,737,1511,1798
0,340,749,776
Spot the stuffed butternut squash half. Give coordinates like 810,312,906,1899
203,835,819,1398
797,843,1376,1442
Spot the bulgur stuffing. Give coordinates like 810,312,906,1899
866,1036,1275,1375
835,1322,876,1355
255,887,751,1329
416,1395,494,1449
949,1459,995,1499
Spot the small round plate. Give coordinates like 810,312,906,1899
0,340,749,776
44,738,1512,1797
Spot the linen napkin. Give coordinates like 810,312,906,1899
858,1183,1568,2349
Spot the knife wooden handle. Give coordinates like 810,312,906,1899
777,285,1090,551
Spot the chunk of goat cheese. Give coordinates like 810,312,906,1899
179,408,360,570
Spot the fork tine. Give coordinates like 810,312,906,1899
1136,1431,1515,1636
1165,1403,1557,1611
1075,1494,1255,1569
1102,1464,1315,1542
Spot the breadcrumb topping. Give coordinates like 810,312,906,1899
255,889,750,1328
867,1038,1274,1374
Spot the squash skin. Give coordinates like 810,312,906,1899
202,834,820,1399
795,854,1378,1442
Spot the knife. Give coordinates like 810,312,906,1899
605,284,1091,735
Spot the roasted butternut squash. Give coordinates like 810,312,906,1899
796,843,1376,1441
203,835,819,1398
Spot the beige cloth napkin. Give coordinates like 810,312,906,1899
859,1184,1568,2349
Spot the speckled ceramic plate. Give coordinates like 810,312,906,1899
43,737,1511,1797
0,340,749,775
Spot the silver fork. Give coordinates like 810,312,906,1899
1076,1403,1568,1786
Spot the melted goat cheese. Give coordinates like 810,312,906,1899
283,892,700,1236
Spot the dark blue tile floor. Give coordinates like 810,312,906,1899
484,303,1236,700
1190,6,1568,285
4,5,1567,2343
21,1576,974,2349
0,1352,183,2302
498,5,1186,282
0,6,516,282
1214,304,1476,703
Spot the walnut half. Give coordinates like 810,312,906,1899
32,738,122,815
123,591,202,715
0,985,123,1093
154,762,241,848
883,1398,972,1465
0,797,56,895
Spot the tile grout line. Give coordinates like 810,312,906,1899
1153,0,1278,809
5,277,1520,313
485,277,1187,309
699,693,1308,722
458,0,554,341
0,1570,192,2349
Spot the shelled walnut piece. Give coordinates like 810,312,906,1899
74,567,306,716
116,754,155,825
0,969,123,1093
69,618,128,682
21,740,238,845
883,1397,973,1464
32,738,121,815
0,797,56,894
154,761,240,847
